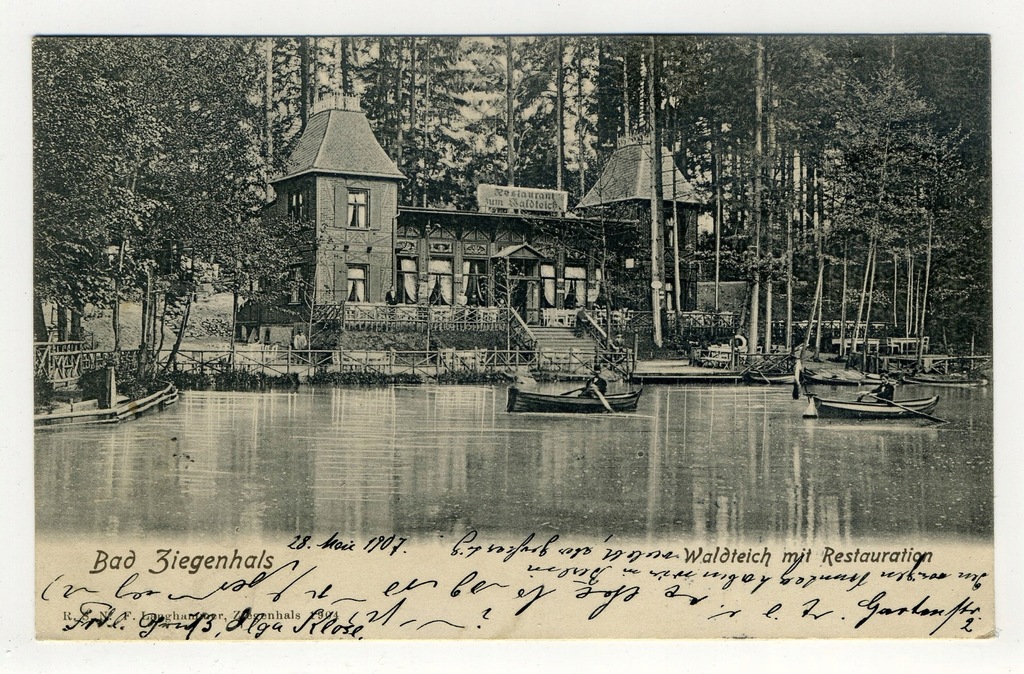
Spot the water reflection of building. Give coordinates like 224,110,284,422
307,388,403,533
240,95,701,339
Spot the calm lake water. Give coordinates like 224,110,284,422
35,383,993,542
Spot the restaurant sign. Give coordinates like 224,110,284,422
477,184,568,214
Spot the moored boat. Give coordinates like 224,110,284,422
506,386,642,413
804,394,939,420
35,382,179,428
742,370,795,385
802,369,881,387
904,372,988,388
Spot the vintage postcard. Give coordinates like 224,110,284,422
23,28,1005,658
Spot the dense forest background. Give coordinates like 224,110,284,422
33,36,991,353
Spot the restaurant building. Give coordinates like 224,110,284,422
241,95,702,344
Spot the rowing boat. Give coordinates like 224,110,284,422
904,373,988,388
742,370,795,385
801,369,881,387
804,394,939,420
506,386,642,413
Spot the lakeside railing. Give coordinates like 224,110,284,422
34,341,140,388
163,347,545,379
35,342,635,385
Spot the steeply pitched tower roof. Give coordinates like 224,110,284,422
577,141,701,209
274,97,405,183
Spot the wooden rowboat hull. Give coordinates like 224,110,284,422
35,383,179,428
905,374,988,388
802,370,881,387
506,387,642,413
809,395,939,420
743,371,795,385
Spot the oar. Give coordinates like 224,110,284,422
865,393,948,424
749,370,771,385
560,387,585,396
593,387,614,413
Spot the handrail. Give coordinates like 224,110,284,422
507,307,537,351
579,310,609,348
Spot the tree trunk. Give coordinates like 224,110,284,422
803,169,824,357
70,305,83,343
264,38,275,200
839,239,848,356
622,48,630,134
111,291,120,351
299,37,310,130
748,37,765,355
862,241,879,372
505,37,516,187
555,36,565,192
749,38,767,355
892,251,899,329
420,39,431,208
34,295,49,342
916,214,934,365
395,38,406,169
409,39,419,208
576,39,586,199
814,264,825,358
230,289,239,366
905,252,914,337
785,148,797,351
671,130,683,314
647,37,664,348
162,291,193,372
339,37,352,95
849,236,875,364
712,132,722,312
112,240,125,351
156,293,168,356
139,266,150,354
801,257,823,354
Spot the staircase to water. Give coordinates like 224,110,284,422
530,326,602,358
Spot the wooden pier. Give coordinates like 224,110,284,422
631,361,745,384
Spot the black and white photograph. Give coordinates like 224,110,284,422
7,2,1021,666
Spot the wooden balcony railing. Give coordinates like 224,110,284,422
313,302,506,332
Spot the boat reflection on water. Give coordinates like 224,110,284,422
35,383,992,543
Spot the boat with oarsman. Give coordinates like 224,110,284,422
803,393,941,421
506,386,642,413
